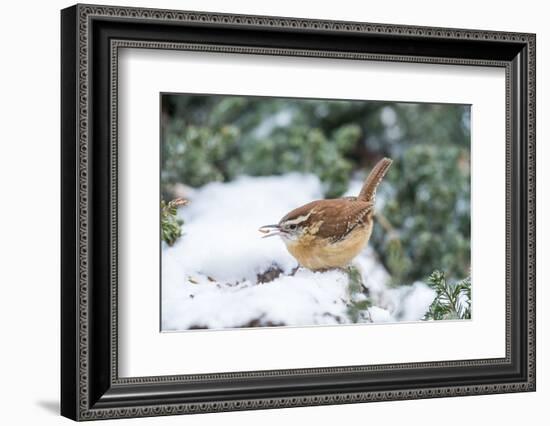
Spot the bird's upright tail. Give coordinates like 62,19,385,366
357,157,393,202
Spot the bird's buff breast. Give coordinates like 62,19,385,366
284,223,372,270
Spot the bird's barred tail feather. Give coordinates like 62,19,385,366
357,157,393,202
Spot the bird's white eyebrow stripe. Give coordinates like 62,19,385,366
282,212,311,226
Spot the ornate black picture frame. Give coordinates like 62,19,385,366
61,3,536,421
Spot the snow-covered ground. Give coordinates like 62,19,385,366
161,174,436,331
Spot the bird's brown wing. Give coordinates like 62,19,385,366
311,199,373,243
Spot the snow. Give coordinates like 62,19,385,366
387,282,439,322
171,174,322,282
163,269,351,330
162,174,436,331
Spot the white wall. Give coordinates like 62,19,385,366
0,0,546,424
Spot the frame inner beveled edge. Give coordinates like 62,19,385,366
109,39,512,386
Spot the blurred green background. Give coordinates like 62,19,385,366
161,94,470,285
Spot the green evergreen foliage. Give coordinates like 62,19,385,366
372,144,470,283
162,125,240,189
161,198,186,246
345,265,372,323
424,270,471,320
161,96,363,198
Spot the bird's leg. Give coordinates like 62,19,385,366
289,265,300,276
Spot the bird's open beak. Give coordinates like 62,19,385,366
258,224,282,238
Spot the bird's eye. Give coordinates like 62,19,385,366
289,224,297,230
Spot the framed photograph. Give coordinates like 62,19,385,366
61,4,536,421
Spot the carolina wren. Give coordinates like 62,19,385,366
259,158,392,271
